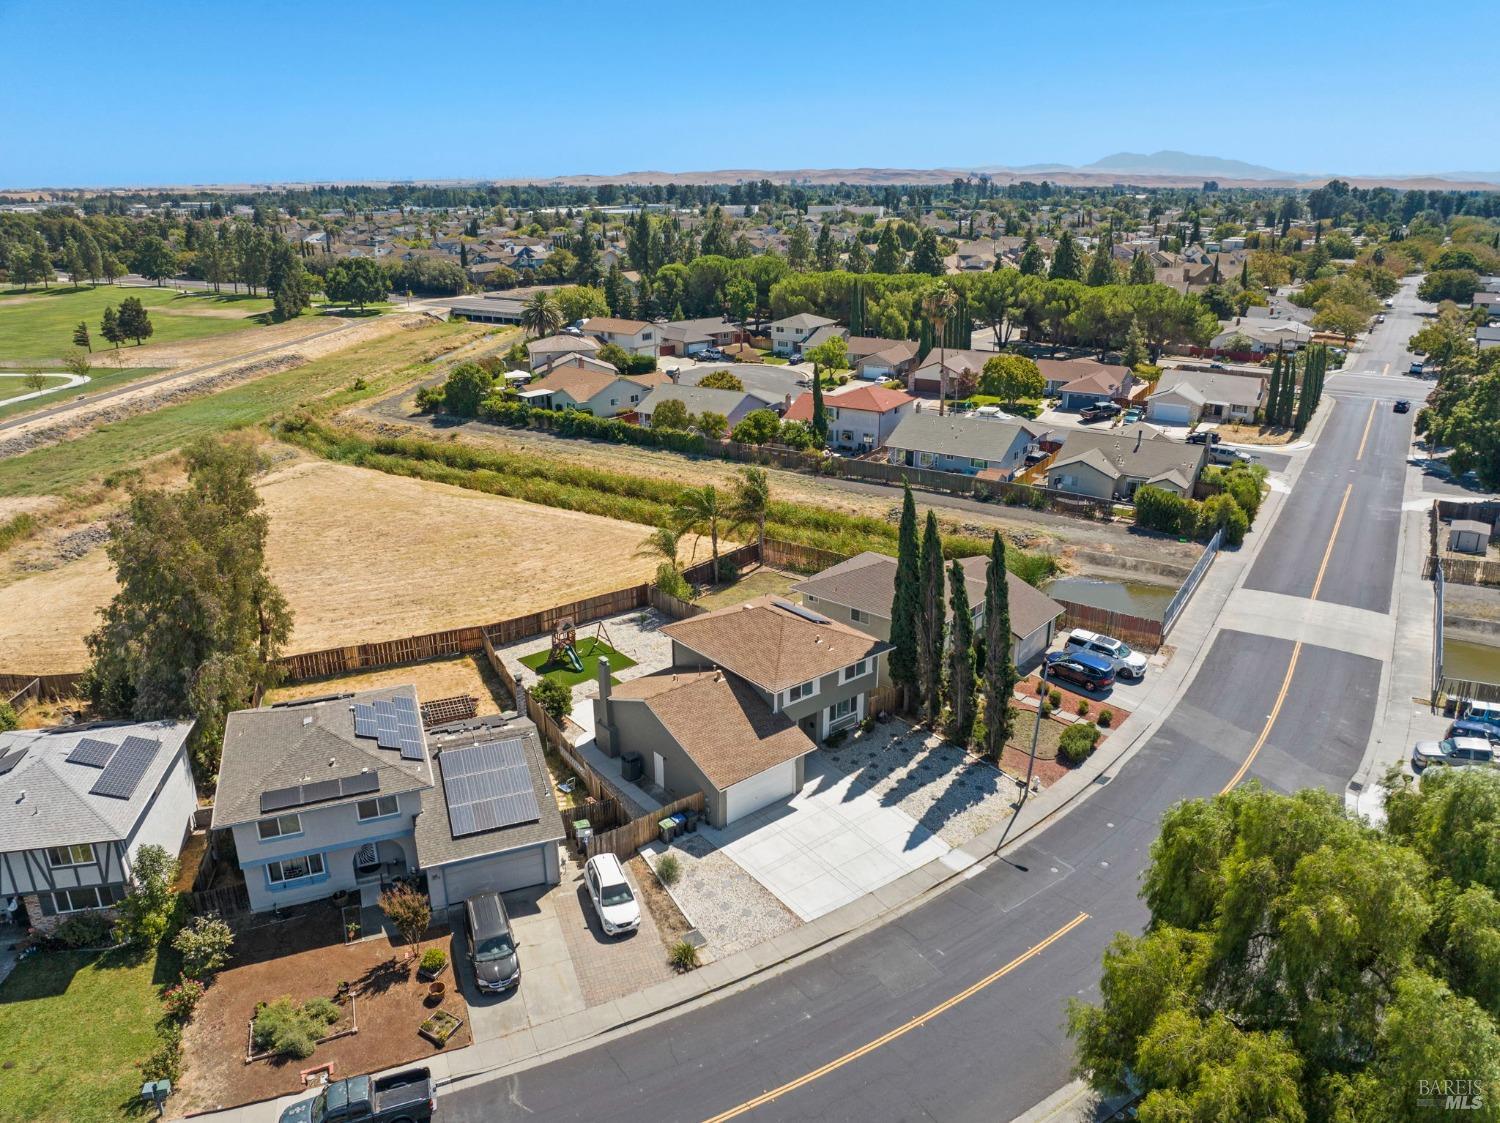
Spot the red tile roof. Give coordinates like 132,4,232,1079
783,384,915,422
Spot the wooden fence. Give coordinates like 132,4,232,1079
585,792,707,862
0,672,83,703
1441,677,1500,707
185,881,250,918
868,682,904,717
1054,600,1164,652
1426,555,1500,588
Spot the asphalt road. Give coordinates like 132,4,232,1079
441,297,1410,1121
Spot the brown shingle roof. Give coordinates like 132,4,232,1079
585,316,652,335
662,596,887,693
610,671,813,789
527,364,622,402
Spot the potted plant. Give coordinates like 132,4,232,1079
417,947,448,982
336,980,351,1002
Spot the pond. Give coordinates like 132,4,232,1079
1044,576,1177,621
1444,637,1500,685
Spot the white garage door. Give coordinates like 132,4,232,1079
1149,401,1192,425
723,759,798,823
435,846,547,909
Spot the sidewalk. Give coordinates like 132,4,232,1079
184,417,1325,1123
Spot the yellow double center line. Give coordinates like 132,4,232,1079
702,911,1091,1122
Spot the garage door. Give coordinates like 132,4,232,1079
723,759,798,823
434,846,547,910
1150,401,1192,425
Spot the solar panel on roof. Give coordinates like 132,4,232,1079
90,735,160,800
0,747,28,777
260,770,381,814
302,778,342,804
440,737,540,838
352,703,378,739
373,700,401,749
340,771,380,797
261,786,303,813
67,737,118,768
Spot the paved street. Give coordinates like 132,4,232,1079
435,283,1427,1123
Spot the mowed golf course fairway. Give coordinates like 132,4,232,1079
0,285,273,362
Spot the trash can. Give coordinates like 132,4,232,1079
658,818,678,845
573,819,592,854
621,752,644,782
671,812,688,834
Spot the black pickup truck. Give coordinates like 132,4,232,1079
278,1068,435,1123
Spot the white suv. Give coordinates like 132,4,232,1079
1064,628,1148,680
583,853,641,936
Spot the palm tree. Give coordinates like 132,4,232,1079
671,485,726,579
633,526,682,570
728,468,770,560
521,290,563,338
923,284,958,415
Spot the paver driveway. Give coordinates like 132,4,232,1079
698,755,954,921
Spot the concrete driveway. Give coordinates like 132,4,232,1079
699,755,955,921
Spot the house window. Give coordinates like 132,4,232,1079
266,853,326,886
50,884,124,914
917,452,935,468
840,430,853,442
971,458,988,469
841,658,870,682
642,332,652,341
257,814,303,841
849,606,867,624
786,679,819,705
356,795,399,822
827,698,856,726
45,843,95,869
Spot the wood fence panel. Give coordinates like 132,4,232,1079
761,539,851,575
1055,600,1163,652
586,792,706,862
0,672,83,702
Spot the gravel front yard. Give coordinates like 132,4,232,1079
642,834,800,958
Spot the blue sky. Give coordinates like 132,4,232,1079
2,0,1492,187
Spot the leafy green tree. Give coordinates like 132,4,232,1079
805,335,849,373
724,275,756,326
981,531,1015,758
671,484,726,576
440,362,496,417
83,436,293,778
649,397,692,430
1086,238,1116,286
815,222,837,271
1122,318,1148,370
873,224,904,274
890,485,922,703
101,305,124,349
695,410,728,439
916,511,946,723
786,223,813,270
63,351,90,379
946,559,976,744
1049,230,1084,281
131,236,175,284
72,320,91,352
556,285,609,324
520,289,564,337
1018,236,1045,276
1418,268,1481,304
65,239,87,289
911,228,944,276
114,844,179,949
979,353,1044,403
1312,301,1367,344
116,295,153,344
270,266,311,322
729,408,782,445
697,369,744,391
847,236,871,274
324,257,386,310
1128,250,1155,285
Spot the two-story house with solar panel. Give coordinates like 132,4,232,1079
213,687,563,915
0,718,197,934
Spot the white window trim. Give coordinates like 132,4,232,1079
266,852,326,885
356,795,400,822
257,813,303,841
848,606,866,624
785,679,820,706
841,658,870,683
46,843,96,869
52,884,118,913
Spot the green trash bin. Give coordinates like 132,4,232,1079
659,818,677,845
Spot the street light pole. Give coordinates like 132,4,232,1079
995,657,1047,854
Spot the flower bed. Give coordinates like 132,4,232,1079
418,1009,463,1048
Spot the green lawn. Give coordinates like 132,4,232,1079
0,948,167,1122
520,636,636,688
695,566,797,610
0,285,275,362
0,367,160,424
0,320,475,496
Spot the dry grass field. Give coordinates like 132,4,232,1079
0,453,674,674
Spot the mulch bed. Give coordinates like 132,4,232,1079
1016,674,1132,729
176,904,469,1114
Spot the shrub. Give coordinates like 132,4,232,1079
698,369,744,391
1134,485,1199,538
1197,492,1249,547
1058,722,1100,766
1048,689,1062,710
531,676,573,720
1098,708,1114,728
0,700,16,733
655,854,681,886
669,940,700,971
173,915,234,979
654,562,693,601
419,947,447,974
53,912,113,949
163,978,205,1020
1076,699,1090,716
378,882,432,948
140,1020,183,1084
114,844,180,949
252,996,342,1059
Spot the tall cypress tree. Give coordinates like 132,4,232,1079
1265,353,1283,427
811,368,827,444
917,511,946,724
889,485,921,706
981,531,1016,759
1280,351,1299,428
946,560,976,745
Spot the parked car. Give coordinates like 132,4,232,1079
1384,298,1395,309
584,852,641,936
1393,400,1410,413
1079,402,1121,423
1411,736,1494,773
1208,445,1254,465
1186,431,1221,445
1065,628,1148,680
277,1068,434,1123
1377,314,1386,324
1208,361,1227,370
1408,362,1424,376
1448,718,1500,746
1461,700,1500,731
1044,650,1116,693
464,892,520,993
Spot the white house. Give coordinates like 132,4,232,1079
583,316,658,356
782,384,916,451
769,313,837,356
1146,369,1263,426
0,719,198,933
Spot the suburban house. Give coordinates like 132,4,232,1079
583,316,658,356
1036,359,1135,404
884,411,1043,477
799,323,851,353
518,365,662,417
1146,369,1263,426
212,687,562,914
849,337,921,381
1211,319,1314,354
0,718,197,933
1477,325,1500,351
782,383,916,451
657,317,750,357
908,349,992,395
770,313,837,356
636,382,780,428
791,551,1065,670
593,598,888,825
1472,292,1499,321
532,351,619,379
1046,424,1208,500
527,333,601,373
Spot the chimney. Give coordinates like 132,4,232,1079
593,655,614,755
597,655,611,704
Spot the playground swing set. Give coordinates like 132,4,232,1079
547,617,617,675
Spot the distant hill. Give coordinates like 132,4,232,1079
1080,150,1301,180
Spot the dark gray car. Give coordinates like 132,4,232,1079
465,892,520,993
